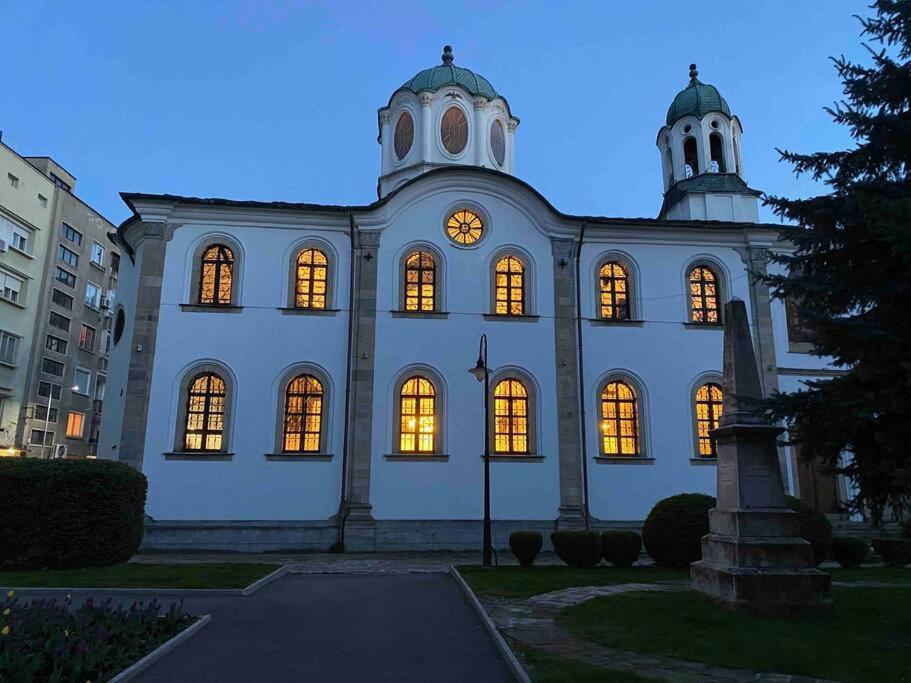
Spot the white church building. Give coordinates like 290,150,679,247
100,47,840,551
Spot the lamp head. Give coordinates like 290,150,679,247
468,359,487,383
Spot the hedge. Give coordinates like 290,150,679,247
642,493,715,568
784,495,833,565
0,458,147,569
601,531,641,568
509,531,543,567
551,531,602,568
832,537,869,568
872,538,911,567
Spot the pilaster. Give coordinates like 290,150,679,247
550,237,586,528
473,98,487,166
420,94,433,162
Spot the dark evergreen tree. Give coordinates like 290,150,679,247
763,0,911,522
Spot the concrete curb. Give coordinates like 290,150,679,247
241,563,290,595
109,613,211,682
449,566,532,683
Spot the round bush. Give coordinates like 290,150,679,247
872,538,911,567
903,518,911,540
601,531,641,568
0,459,147,569
509,531,544,567
784,495,833,566
832,536,869,568
642,493,715,569
551,531,602,568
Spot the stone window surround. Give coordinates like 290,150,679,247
389,365,447,456
396,241,445,313
689,371,723,464
592,250,641,321
187,235,243,307
488,367,540,456
171,361,236,455
487,245,536,317
592,369,651,462
284,237,337,310
269,363,333,457
682,256,729,325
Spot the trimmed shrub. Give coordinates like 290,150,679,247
0,458,147,569
872,538,911,567
601,531,641,568
551,531,602,568
784,495,833,566
832,536,869,568
642,493,715,569
903,518,911,540
509,531,544,567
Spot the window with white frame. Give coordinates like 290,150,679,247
1,215,33,256
90,241,105,267
79,324,96,352
73,367,91,395
1,271,23,304
0,331,19,365
84,282,101,310
94,374,106,401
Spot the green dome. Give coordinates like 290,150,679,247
399,45,499,100
666,64,730,127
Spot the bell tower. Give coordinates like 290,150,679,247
657,64,760,222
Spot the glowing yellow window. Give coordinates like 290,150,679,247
599,262,630,320
446,209,483,245
601,381,639,456
399,376,435,453
495,256,525,316
65,411,85,438
184,373,226,451
494,379,529,454
199,245,234,305
689,266,720,323
695,383,724,457
295,248,328,309
404,251,436,311
283,375,323,453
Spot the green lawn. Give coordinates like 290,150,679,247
559,588,911,683
515,643,657,682
827,566,911,583
0,562,282,589
458,565,687,598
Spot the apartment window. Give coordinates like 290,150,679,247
51,288,74,310
97,357,108,373
66,411,85,438
0,271,23,304
84,282,101,310
110,252,120,277
45,334,68,354
7,173,18,188
94,374,106,401
51,173,71,192
73,367,91,395
58,244,79,267
0,331,19,365
90,241,105,267
55,267,76,288
100,330,111,355
34,405,58,422
38,382,62,399
11,230,27,253
49,311,71,332
1,216,31,254
29,429,53,446
79,324,96,352
38,194,48,208
42,357,65,377
61,223,83,246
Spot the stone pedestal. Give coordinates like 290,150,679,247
690,299,831,616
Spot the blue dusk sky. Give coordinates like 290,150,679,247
0,1,871,226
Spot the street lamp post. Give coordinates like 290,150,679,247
468,333,492,567
42,382,79,458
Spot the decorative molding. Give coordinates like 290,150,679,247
164,452,234,461
473,98,488,111
384,454,449,462
265,453,334,461
550,236,575,260
379,111,391,125
359,230,382,248
420,94,433,107
594,457,656,465
507,120,519,132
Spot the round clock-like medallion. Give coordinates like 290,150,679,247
393,111,414,160
440,107,468,155
446,209,483,245
490,119,505,166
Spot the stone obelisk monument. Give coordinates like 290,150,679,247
691,298,831,615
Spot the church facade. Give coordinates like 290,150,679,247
99,48,839,551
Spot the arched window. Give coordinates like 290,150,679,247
494,379,529,454
282,374,323,453
495,255,525,316
198,245,234,305
689,266,721,324
600,381,639,456
683,137,699,178
294,248,328,309
399,376,436,453
599,262,630,320
184,372,226,451
404,251,436,312
695,383,724,457
710,133,726,173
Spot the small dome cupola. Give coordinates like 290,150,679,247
376,45,520,198
656,64,761,223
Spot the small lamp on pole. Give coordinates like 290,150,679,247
468,333,492,567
